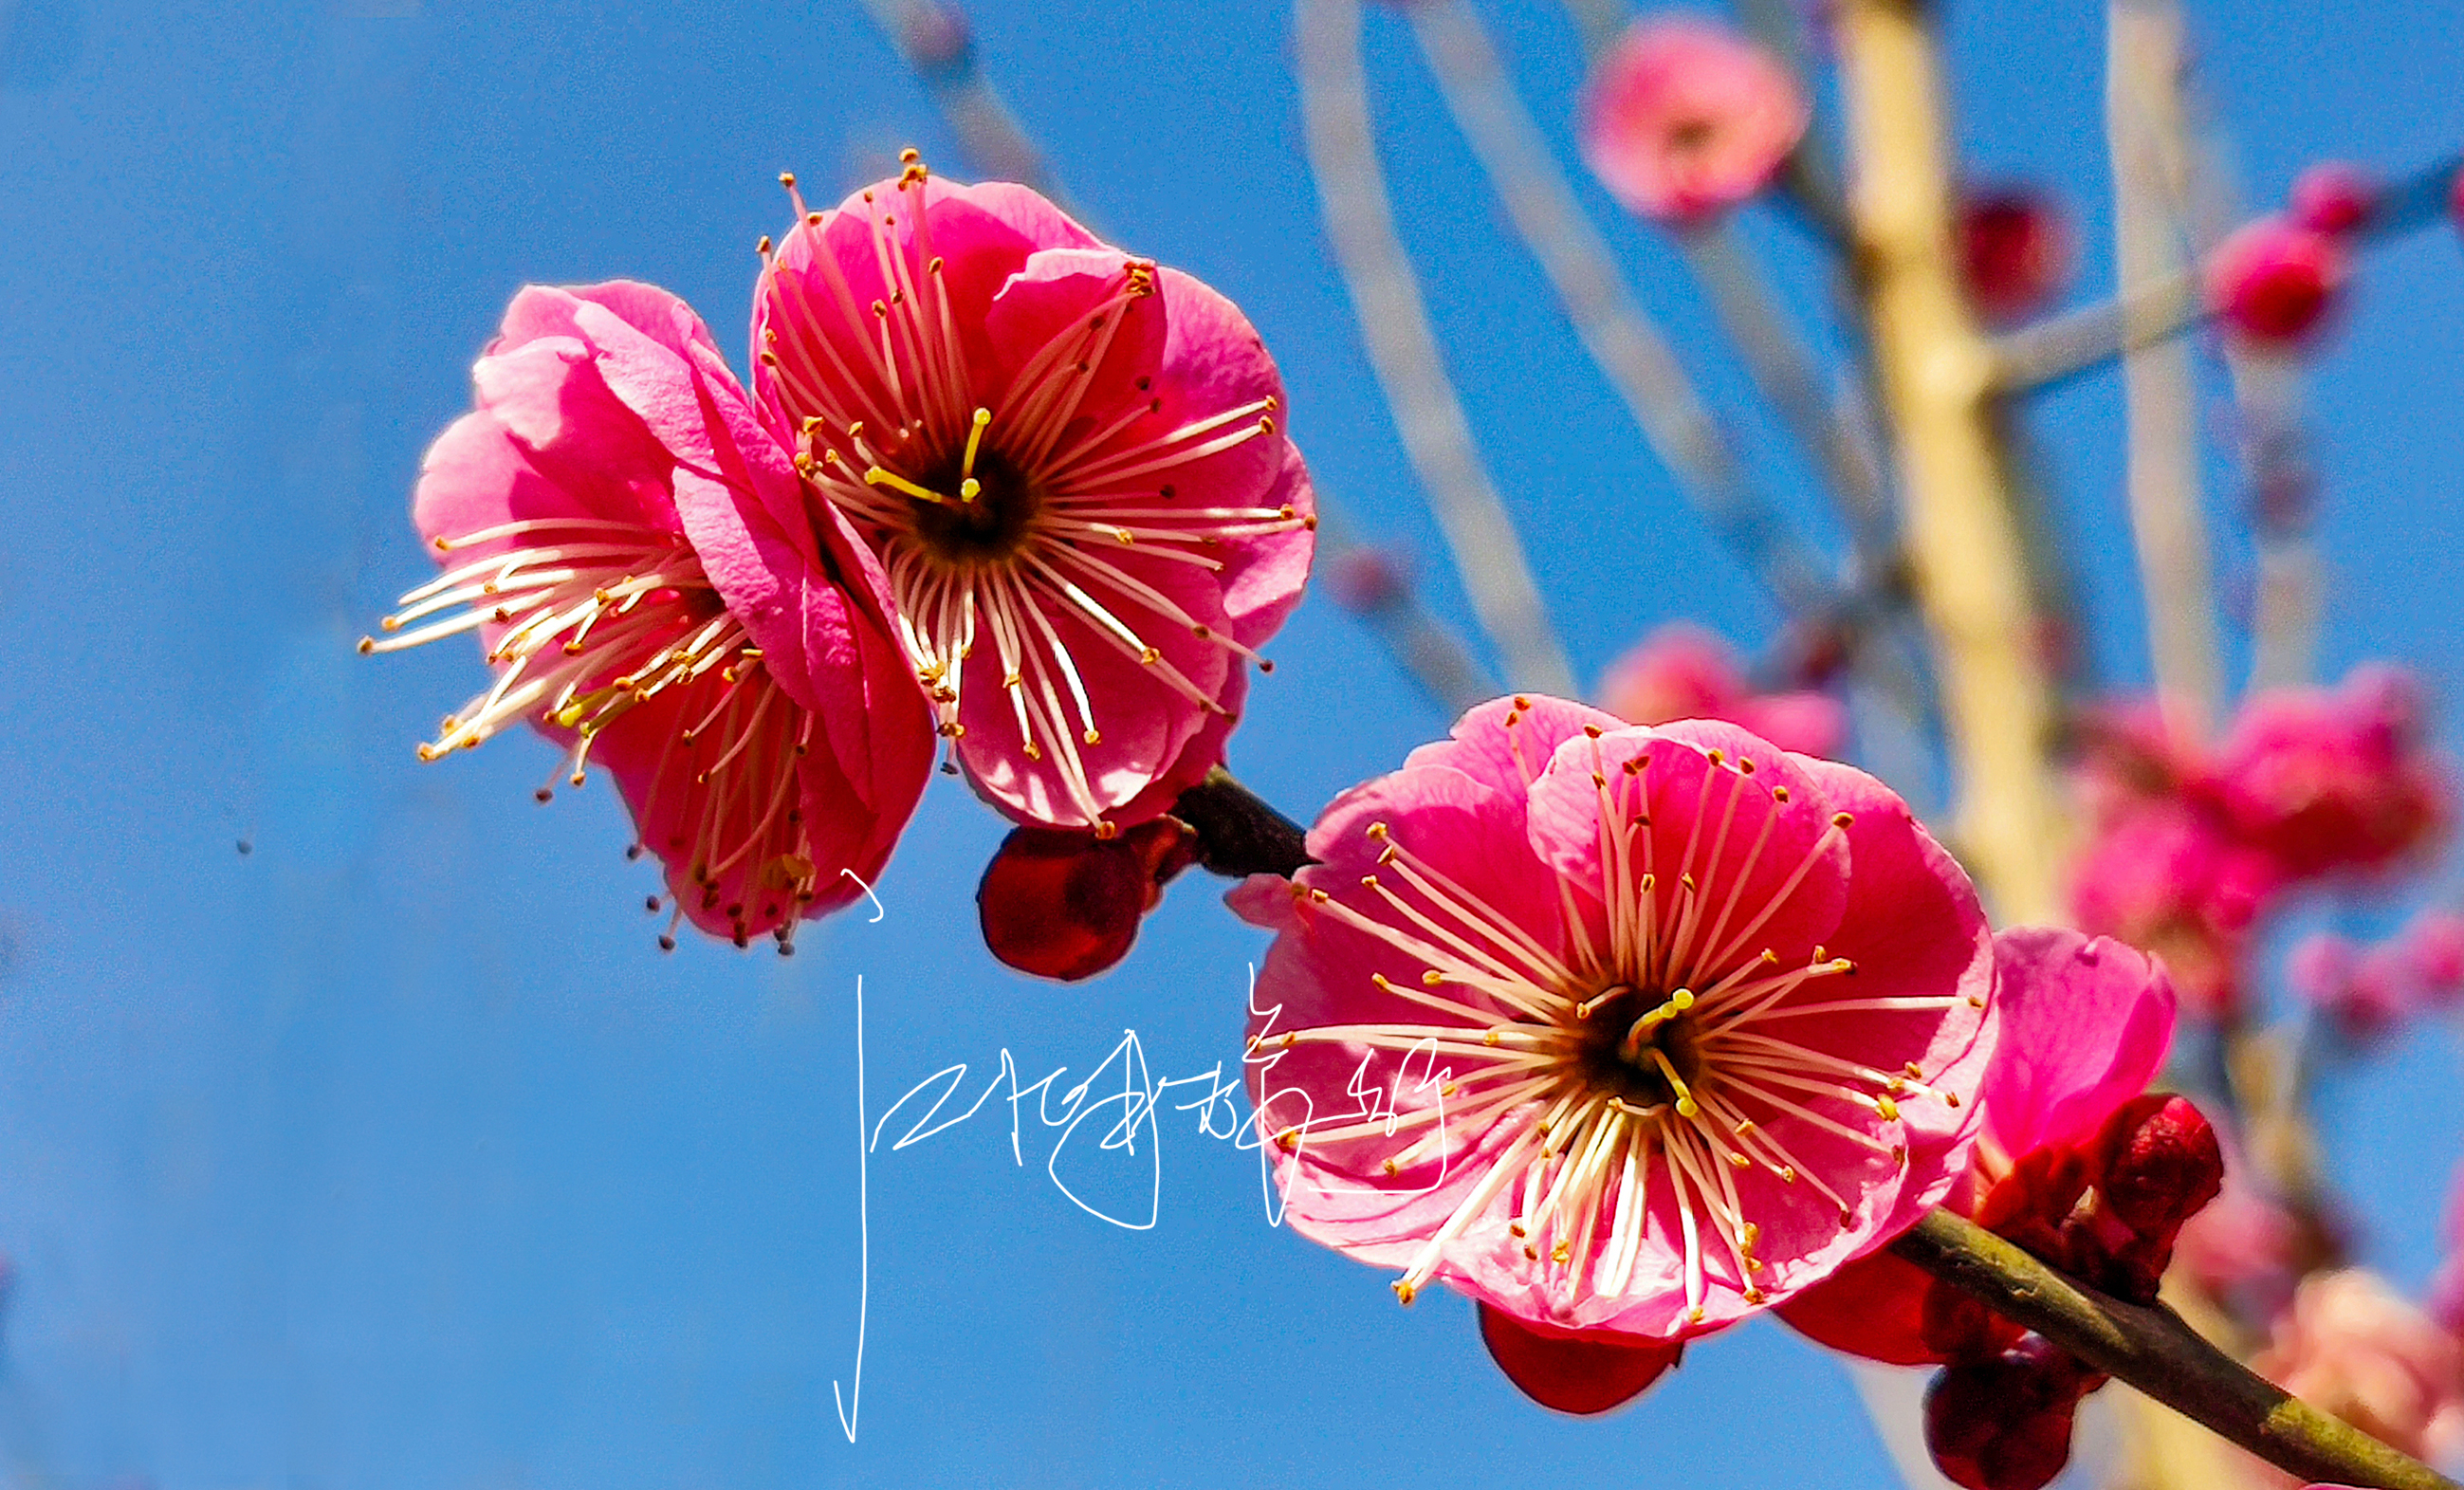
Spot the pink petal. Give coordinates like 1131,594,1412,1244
1979,929,2176,1161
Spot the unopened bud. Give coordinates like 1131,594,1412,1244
2091,1093,2224,1242
2289,160,2380,237
976,819,1195,981
1923,1337,2096,1490
1325,546,1411,615
1956,185,2072,323
2207,217,2347,347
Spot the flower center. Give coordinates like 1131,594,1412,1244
1572,983,1708,1112
904,441,1041,565
1666,115,1719,154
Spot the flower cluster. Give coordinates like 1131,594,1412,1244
2069,667,2450,1019
2288,908,2464,1042
370,161,1315,948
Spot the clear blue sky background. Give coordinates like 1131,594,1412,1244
1,0,2459,1485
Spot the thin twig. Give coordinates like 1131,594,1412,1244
1296,0,1578,697
1172,769,1313,878
853,0,1073,209
1678,221,1898,564
1894,1209,2459,1490
2108,0,2223,737
1315,506,1501,716
1995,153,2464,393
1406,0,1838,621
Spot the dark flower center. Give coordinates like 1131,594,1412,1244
1574,984,1707,1110
909,445,1041,563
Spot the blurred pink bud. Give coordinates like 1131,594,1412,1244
1324,545,1411,614
2253,1271,2464,1479
2289,161,2380,237
897,3,973,74
2173,1131,2300,1310
1595,622,1847,758
2289,931,2361,1008
2401,910,2464,1007
1578,16,1808,226
2207,217,2347,346
1957,186,2073,323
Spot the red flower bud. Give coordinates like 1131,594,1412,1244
2289,161,2380,237
1477,1303,1683,1415
1924,1338,2096,1490
2091,1093,2224,1242
976,819,1195,981
1957,186,2072,323
2208,217,2347,346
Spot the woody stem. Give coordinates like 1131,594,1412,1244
1169,768,1312,878
1894,1207,2460,1490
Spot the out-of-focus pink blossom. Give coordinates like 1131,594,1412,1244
754,163,1315,834
2214,665,2450,882
2289,161,2381,238
1236,697,1995,1355
2068,801,2279,1021
1957,185,2073,324
2430,1163,2464,1338
2249,1271,2464,1484
1578,16,1809,226
1595,622,1847,759
2403,910,2464,1009
1324,546,1411,615
2289,932,2413,1041
2173,1117,2302,1315
372,282,935,949
2068,669,2452,1021
2208,216,2348,346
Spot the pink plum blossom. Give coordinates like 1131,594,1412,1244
2248,1271,2464,1485
2066,669,2450,1021
1578,16,1809,226
2403,910,2464,1009
1595,622,1848,760
369,283,934,949
2288,931,2412,1042
752,160,1315,834
2068,801,2279,1021
1235,696,1996,1350
1777,929,2179,1365
2213,665,2450,882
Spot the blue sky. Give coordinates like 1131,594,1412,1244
0,0,2459,1485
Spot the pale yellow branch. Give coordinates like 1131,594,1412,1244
1834,0,2069,924
2109,0,2223,739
